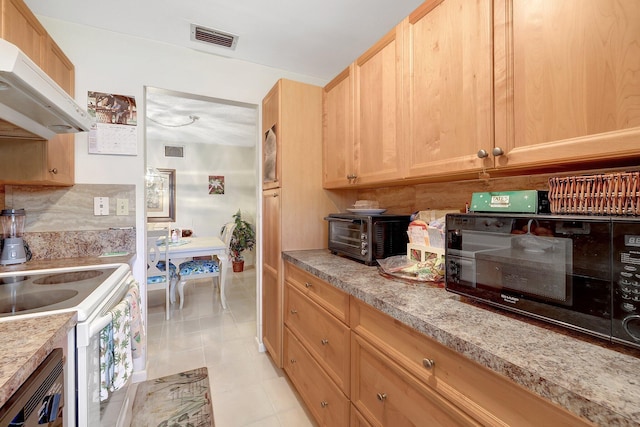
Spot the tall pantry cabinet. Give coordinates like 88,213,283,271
261,79,339,367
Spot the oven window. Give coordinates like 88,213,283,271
329,220,366,253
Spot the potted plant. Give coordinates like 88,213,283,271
226,209,256,272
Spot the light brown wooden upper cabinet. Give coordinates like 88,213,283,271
323,25,404,188
404,0,494,180
492,0,640,171
0,0,47,65
323,67,353,188
0,0,76,186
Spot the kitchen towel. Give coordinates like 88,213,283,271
99,298,133,401
99,321,114,401
109,298,132,392
126,280,145,372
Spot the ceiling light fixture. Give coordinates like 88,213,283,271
147,114,200,127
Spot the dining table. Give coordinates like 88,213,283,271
160,236,230,309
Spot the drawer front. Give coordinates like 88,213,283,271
351,298,594,427
285,262,349,323
285,283,350,394
351,333,480,427
284,327,350,427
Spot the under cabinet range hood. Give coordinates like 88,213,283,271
0,38,93,140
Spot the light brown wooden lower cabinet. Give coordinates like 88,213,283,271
282,263,595,426
351,405,373,427
351,333,480,427
284,327,350,426
350,298,594,427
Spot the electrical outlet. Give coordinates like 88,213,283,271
94,197,109,216
116,199,128,216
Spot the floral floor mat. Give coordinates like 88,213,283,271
131,367,214,427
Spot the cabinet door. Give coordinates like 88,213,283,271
44,39,76,185
494,0,640,170
262,82,281,190
323,67,354,188
351,333,481,427
285,284,350,395
404,0,494,179
284,328,350,427
262,188,282,367
0,0,47,65
353,26,404,186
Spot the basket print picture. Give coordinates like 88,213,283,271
548,172,640,215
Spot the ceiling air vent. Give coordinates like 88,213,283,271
190,24,238,50
165,145,184,158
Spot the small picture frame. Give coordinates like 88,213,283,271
147,168,176,222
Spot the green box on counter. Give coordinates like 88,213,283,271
470,190,550,213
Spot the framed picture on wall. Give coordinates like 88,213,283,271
147,168,176,222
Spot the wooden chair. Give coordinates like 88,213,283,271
146,229,176,320
176,222,236,310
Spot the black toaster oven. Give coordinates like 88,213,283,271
325,213,411,265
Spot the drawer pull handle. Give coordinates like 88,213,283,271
290,309,298,314
422,358,435,369
320,401,329,408
377,393,387,402
305,282,313,288
321,339,329,345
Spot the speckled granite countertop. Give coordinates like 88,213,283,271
283,250,640,427
0,312,77,407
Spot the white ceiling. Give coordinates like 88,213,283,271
145,87,258,147
24,0,424,80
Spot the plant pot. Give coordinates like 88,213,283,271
232,260,244,272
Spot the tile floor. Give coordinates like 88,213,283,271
146,267,316,427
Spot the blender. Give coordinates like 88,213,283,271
1,209,27,265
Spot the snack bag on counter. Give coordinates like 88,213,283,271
407,209,457,249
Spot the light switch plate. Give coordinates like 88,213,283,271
94,197,109,216
116,199,128,216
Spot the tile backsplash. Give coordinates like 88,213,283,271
2,184,136,260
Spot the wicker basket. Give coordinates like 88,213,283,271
548,172,640,215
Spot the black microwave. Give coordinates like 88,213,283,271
445,213,640,350
325,213,410,265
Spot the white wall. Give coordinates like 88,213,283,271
38,17,327,283
148,141,258,266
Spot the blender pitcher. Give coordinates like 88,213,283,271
1,209,27,265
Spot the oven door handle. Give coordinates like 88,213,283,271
324,217,359,223
88,312,113,337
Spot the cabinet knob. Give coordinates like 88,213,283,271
477,149,489,159
422,358,435,369
321,339,329,345
320,401,329,408
290,359,296,364
346,174,358,184
272,192,278,198
290,309,298,314
305,282,313,288
492,147,504,156
48,168,58,174
376,392,387,402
